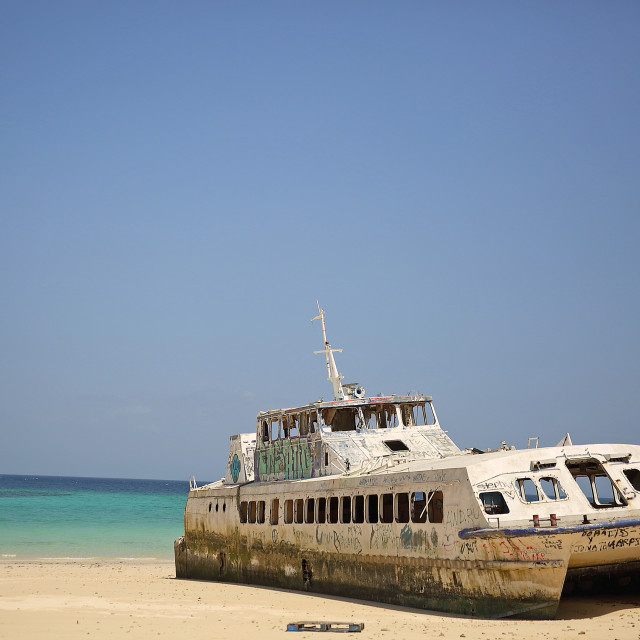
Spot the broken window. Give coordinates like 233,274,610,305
366,494,378,524
317,497,326,523
353,495,364,523
479,491,509,515
516,478,540,502
362,407,379,429
270,499,279,525
248,501,257,523
257,501,265,523
624,468,640,491
341,496,351,523
284,499,293,524
400,403,436,427
428,491,444,523
539,477,567,500
305,498,315,524
381,493,394,523
396,493,410,523
566,458,627,508
381,406,399,429
328,497,339,523
411,491,427,523
321,407,357,432
240,501,248,523
283,415,298,438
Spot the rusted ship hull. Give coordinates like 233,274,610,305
175,307,640,619
175,533,566,619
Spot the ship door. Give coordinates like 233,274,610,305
565,457,627,508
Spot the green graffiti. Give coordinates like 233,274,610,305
257,438,313,481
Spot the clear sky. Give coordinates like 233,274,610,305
2,2,639,481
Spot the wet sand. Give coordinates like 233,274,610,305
1,561,639,639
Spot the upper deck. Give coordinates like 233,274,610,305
223,304,460,485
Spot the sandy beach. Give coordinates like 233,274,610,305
0,561,639,640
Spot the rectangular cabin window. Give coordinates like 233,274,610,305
396,493,410,523
540,477,567,500
284,499,293,524
249,501,257,523
270,499,279,525
624,468,640,491
341,496,351,523
257,500,265,524
353,495,364,523
328,497,339,524
566,458,627,509
479,491,509,515
516,478,540,502
428,491,444,523
593,475,620,506
381,493,393,523
411,492,427,523
294,498,304,523
240,501,248,523
317,497,326,524
367,494,379,523
305,498,315,524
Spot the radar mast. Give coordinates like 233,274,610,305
311,302,364,401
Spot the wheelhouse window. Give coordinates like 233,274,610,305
400,403,436,427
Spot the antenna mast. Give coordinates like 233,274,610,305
311,302,345,401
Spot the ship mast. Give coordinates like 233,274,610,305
311,302,345,401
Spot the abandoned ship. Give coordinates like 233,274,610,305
175,305,640,619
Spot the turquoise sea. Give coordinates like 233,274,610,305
0,474,194,560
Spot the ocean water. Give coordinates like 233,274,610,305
0,474,193,560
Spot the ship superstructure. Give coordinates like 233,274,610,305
175,305,640,619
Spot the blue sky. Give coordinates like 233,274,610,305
2,2,639,480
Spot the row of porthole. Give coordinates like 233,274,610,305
209,501,227,513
